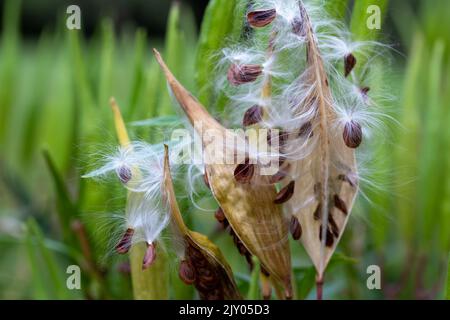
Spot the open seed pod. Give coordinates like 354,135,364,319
284,3,359,280
162,145,241,300
154,50,293,298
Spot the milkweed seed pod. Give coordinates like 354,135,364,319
154,50,293,299
219,0,387,284
162,145,241,300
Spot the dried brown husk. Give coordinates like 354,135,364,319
162,146,241,300
285,4,359,279
155,50,293,298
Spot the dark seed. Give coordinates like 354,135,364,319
142,242,157,270
334,194,348,215
290,216,302,240
292,16,305,36
361,87,370,96
313,182,322,199
214,207,226,223
319,225,334,247
179,260,196,285
243,105,264,126
344,53,357,77
227,64,263,86
274,180,295,204
298,121,313,138
337,174,357,188
117,166,132,184
343,120,362,148
328,214,340,238
234,158,255,183
115,228,134,254
247,9,277,28
313,203,322,220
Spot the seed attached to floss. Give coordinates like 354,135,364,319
116,165,132,184
274,181,295,204
290,216,302,240
234,158,255,184
343,120,363,148
243,105,264,127
298,121,313,138
115,228,134,254
179,260,196,285
227,64,263,86
142,242,157,270
247,9,277,28
344,53,357,77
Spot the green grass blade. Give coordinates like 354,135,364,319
446,253,450,300
195,0,238,109
246,256,261,300
127,29,147,119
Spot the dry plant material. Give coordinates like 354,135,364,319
247,9,277,28
162,145,241,300
284,3,359,281
155,50,293,299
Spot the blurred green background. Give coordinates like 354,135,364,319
0,0,449,299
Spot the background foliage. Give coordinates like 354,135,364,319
0,0,449,299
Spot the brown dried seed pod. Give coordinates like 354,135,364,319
227,64,263,86
247,9,277,28
115,228,134,254
234,159,255,184
343,120,362,148
179,260,196,285
142,242,157,270
243,105,264,127
290,216,302,240
334,194,348,215
344,53,357,77
116,165,132,184
274,181,295,204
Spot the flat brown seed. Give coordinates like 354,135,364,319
247,9,277,28
337,174,357,188
328,214,340,238
179,260,196,285
116,165,132,184
361,87,370,96
292,16,305,36
344,53,357,77
334,194,348,215
319,225,335,247
298,121,313,138
214,207,226,223
227,64,263,86
115,228,134,254
343,120,362,148
142,242,157,270
290,216,302,240
243,105,264,126
313,203,322,221
274,181,295,204
234,159,255,184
